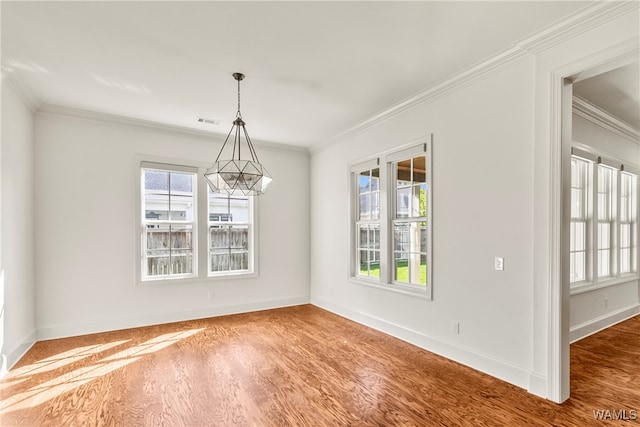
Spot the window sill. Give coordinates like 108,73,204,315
138,271,258,287
570,275,639,295
349,277,431,300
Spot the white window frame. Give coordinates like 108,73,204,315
136,157,258,285
349,138,433,299
619,171,637,275
569,156,590,284
569,146,639,294
141,162,198,281
207,191,255,277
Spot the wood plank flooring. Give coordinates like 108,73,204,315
1,305,638,426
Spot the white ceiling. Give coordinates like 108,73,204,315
1,1,598,148
573,62,640,130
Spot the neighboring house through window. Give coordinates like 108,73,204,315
140,161,256,283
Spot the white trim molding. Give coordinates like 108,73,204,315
312,298,533,392
570,303,640,343
1,329,37,379
311,1,638,155
36,296,309,341
36,104,310,154
573,95,640,143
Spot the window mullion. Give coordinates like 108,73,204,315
379,161,390,284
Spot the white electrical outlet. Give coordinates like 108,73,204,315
451,321,460,334
495,257,504,271
207,290,215,300
604,297,608,308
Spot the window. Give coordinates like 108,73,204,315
356,168,380,278
139,161,256,283
350,140,432,297
209,190,252,275
569,147,639,289
569,157,589,283
392,157,427,286
619,172,637,274
142,166,197,280
596,164,614,278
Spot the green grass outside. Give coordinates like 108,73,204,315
360,260,426,285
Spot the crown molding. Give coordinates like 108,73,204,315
517,0,639,54
2,49,41,111
310,45,532,155
37,104,310,154
310,1,639,155
573,95,640,144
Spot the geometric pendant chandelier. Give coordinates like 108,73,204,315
204,72,273,196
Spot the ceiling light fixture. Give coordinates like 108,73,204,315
204,72,272,196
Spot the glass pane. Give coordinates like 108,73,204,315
598,223,610,249
620,224,630,248
147,250,170,276
411,186,423,217
145,169,169,192
620,248,630,273
229,252,249,271
412,156,426,184
210,252,230,272
168,173,194,221
170,172,192,192
371,168,380,191
369,251,380,277
394,223,409,252
209,193,231,218
570,252,585,282
169,225,193,275
370,225,380,249
397,160,411,185
420,225,428,253
571,188,582,219
230,226,249,249
359,170,370,194
229,196,250,222
210,226,230,249
394,252,408,283
396,187,410,218
359,194,371,220
359,226,368,249
598,249,610,277
371,191,380,220
146,224,170,276
418,254,427,286
359,250,369,276
144,170,170,221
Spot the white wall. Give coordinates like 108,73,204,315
311,57,537,390
34,112,310,339
569,113,640,342
1,83,36,375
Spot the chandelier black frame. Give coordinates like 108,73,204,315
204,72,272,196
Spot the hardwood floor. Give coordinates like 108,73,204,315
1,305,638,426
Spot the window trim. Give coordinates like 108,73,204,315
348,137,433,299
135,155,259,286
140,162,199,281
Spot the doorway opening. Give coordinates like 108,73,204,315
556,52,639,403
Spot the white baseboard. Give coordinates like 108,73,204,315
37,296,309,341
528,372,548,399
1,329,37,379
311,298,531,392
570,303,640,343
